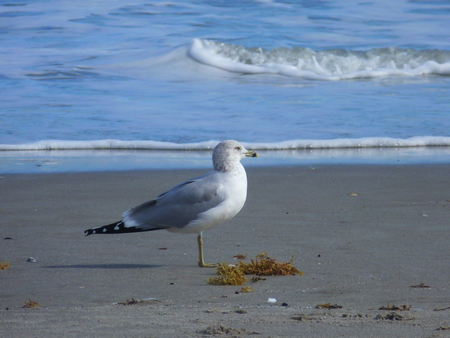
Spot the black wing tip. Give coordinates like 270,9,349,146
84,221,127,236
84,221,164,236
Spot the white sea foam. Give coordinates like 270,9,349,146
0,140,218,151
2,137,450,151
187,39,450,80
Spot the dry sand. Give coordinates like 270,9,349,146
1,165,450,337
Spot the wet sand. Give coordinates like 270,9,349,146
1,165,450,337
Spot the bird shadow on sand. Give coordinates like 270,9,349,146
43,263,162,269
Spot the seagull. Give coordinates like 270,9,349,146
84,140,258,267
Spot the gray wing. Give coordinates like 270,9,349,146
122,174,225,230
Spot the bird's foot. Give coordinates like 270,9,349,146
198,261,219,268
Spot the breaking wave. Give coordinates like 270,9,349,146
187,39,450,80
2,136,450,151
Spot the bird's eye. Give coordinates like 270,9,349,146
235,146,241,150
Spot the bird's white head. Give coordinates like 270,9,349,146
212,140,258,172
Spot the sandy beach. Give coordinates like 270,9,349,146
1,164,450,337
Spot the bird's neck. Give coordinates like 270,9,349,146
214,161,244,174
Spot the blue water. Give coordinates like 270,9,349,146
1,0,450,171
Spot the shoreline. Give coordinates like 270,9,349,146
1,164,450,337
1,147,450,174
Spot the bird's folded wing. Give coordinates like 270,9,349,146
122,178,225,230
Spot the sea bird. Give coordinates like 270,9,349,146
85,140,258,267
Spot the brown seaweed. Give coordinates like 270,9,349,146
379,304,411,311
237,251,303,276
207,262,247,285
22,299,39,309
0,260,10,270
240,286,254,293
410,282,430,288
315,303,343,309
118,298,143,305
207,251,303,285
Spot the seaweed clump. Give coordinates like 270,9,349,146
238,251,303,276
118,298,143,305
207,251,303,285
315,303,343,309
240,286,254,293
200,325,257,335
379,304,411,311
0,260,10,270
207,262,247,285
23,299,39,309
410,282,430,288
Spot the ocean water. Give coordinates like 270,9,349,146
1,0,450,172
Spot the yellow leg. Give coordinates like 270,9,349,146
197,234,218,268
